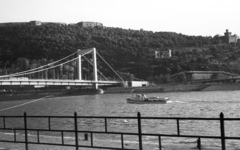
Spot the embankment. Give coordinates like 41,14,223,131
104,83,240,94
161,83,209,92
0,88,104,101
202,83,240,91
1,83,240,101
103,86,164,93
103,84,207,93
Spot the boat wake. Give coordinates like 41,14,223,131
167,100,185,103
0,96,48,112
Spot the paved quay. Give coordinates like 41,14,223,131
0,148,18,150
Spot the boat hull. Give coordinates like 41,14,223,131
126,98,169,104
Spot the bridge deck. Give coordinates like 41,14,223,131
0,79,120,86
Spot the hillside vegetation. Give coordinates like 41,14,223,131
0,24,240,82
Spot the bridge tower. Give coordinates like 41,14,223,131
92,48,98,89
77,47,98,89
77,49,82,81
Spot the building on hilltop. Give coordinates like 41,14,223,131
77,21,103,28
68,23,77,26
155,49,171,59
221,29,240,44
29,21,41,26
41,22,67,26
0,21,67,27
0,21,102,27
0,22,29,27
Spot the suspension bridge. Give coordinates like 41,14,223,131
0,48,124,90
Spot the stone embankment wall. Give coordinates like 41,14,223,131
202,83,240,91
104,86,164,93
104,83,240,93
161,84,203,92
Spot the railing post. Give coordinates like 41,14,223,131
24,112,28,150
177,119,180,135
220,112,226,150
48,117,51,130
14,129,16,142
105,118,108,132
197,137,201,150
61,131,64,145
84,133,88,140
91,132,93,147
121,133,124,149
37,130,40,143
3,116,5,129
74,112,79,150
137,112,143,150
158,136,162,150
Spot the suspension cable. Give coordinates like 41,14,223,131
0,50,90,78
0,51,78,78
96,52,124,81
82,55,109,81
0,49,124,82
4,57,78,78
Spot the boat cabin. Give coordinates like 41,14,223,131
135,94,146,100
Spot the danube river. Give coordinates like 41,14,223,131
1,90,240,149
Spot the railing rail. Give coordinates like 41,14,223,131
0,112,238,150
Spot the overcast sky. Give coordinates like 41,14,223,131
0,0,239,36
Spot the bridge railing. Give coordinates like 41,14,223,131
0,112,238,150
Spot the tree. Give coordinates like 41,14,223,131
16,57,29,71
210,46,217,53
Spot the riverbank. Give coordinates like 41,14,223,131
0,88,103,101
1,83,240,101
103,84,203,94
104,84,204,94
202,83,240,91
103,82,240,94
103,86,164,93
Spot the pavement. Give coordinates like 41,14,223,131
0,148,18,150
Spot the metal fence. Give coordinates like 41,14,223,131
0,112,239,150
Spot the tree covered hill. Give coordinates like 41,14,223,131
0,24,240,81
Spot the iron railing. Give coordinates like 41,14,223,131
0,112,239,150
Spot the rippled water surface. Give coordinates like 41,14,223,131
1,90,240,149
2,90,240,117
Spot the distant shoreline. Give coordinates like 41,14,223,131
1,83,240,101
104,82,240,93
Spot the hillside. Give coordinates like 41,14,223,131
0,24,240,82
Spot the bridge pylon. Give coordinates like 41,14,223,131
77,47,98,89
77,49,82,81
92,48,98,89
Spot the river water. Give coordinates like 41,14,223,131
1,90,240,149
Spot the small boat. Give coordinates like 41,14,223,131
126,94,169,104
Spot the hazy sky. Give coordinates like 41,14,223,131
0,0,239,36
